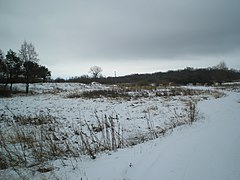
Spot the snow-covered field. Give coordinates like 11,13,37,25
0,83,213,141
71,90,240,180
0,83,239,179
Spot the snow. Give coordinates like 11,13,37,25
1,83,239,179
55,91,240,180
127,92,240,180
0,84,196,140
7,82,110,94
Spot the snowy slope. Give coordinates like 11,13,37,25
57,91,240,180
126,91,240,180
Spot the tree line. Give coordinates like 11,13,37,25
1,43,240,92
115,64,240,85
0,41,51,93
62,62,240,86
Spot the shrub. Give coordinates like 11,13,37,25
0,85,25,97
0,85,11,97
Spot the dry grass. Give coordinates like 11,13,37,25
66,89,130,99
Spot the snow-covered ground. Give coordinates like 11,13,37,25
55,90,240,180
1,83,211,141
0,83,239,179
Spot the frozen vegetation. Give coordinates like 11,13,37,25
0,83,239,179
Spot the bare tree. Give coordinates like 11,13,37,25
89,66,102,79
19,40,39,63
0,49,4,62
19,41,39,93
213,61,228,70
0,49,6,75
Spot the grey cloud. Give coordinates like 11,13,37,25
62,0,240,60
1,0,240,63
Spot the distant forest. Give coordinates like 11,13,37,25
60,63,240,86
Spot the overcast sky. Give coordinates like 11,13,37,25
1,0,240,78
